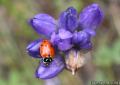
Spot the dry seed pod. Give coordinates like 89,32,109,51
65,50,86,75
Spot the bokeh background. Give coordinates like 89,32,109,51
0,0,120,85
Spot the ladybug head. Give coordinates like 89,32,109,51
43,57,53,65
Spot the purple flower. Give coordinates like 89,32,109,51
26,3,103,79
36,55,65,79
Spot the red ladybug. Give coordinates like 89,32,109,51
40,40,55,65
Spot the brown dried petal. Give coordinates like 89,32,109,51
65,50,86,75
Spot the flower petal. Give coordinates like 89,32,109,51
35,55,65,79
72,31,90,45
79,3,104,30
50,32,60,46
59,7,78,32
50,29,73,51
65,49,86,75
84,28,96,36
58,29,73,39
79,41,92,50
26,39,42,58
34,14,56,24
58,39,73,51
29,14,57,37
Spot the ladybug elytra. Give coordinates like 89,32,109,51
40,40,55,65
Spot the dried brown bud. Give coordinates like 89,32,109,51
65,49,86,75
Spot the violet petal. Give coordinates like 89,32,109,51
35,55,65,79
59,7,78,32
34,14,56,24
79,3,104,30
58,39,73,51
84,28,96,36
50,32,60,46
58,29,73,39
29,14,57,37
72,31,90,45
26,39,42,58
79,41,92,50
50,29,73,51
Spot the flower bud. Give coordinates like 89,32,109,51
65,49,86,75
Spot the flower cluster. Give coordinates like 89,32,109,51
26,3,103,79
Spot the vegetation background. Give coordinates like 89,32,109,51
0,0,120,85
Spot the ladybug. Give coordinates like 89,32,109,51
40,40,55,65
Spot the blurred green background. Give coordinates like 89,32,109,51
0,0,120,85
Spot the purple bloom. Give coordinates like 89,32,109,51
36,55,65,79
26,39,42,58
26,3,103,79
29,14,57,37
79,4,103,30
59,7,78,32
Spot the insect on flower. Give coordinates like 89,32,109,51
40,39,55,65
26,3,104,79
